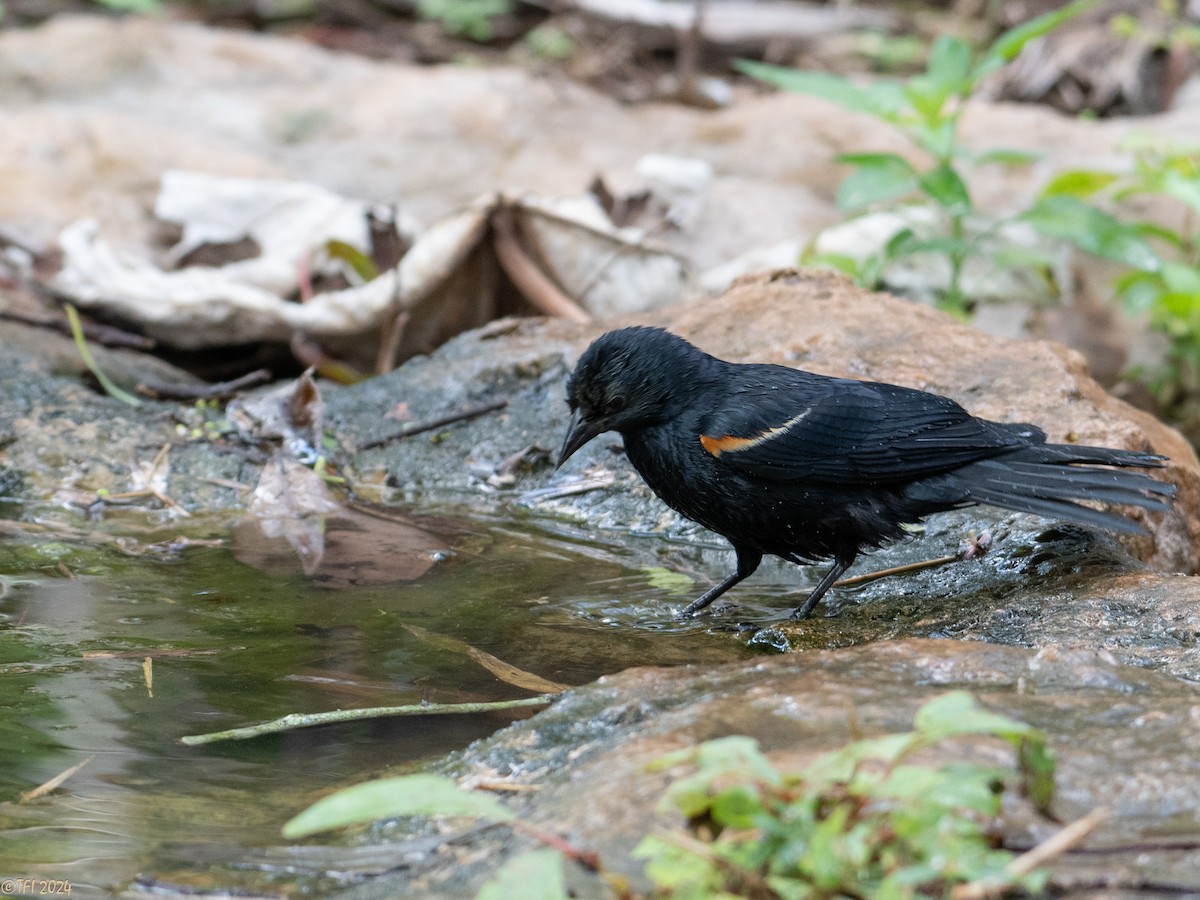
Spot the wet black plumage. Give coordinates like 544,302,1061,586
556,326,1177,619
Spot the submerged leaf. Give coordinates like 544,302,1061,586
403,624,570,693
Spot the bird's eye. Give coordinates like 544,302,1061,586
605,395,627,415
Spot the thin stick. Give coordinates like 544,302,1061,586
137,369,273,401
83,647,231,659
179,695,555,746
951,807,1109,900
357,399,508,450
1007,806,1109,876
0,309,156,350
19,755,95,802
833,554,961,588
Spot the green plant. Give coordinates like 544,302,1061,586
737,0,1097,315
634,691,1054,899
284,773,577,898
523,24,576,61
65,304,143,407
92,0,162,12
1026,142,1200,434
418,0,513,42
282,692,1056,899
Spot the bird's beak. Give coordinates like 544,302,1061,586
557,411,604,469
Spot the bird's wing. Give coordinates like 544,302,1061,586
697,371,1042,484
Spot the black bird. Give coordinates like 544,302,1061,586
557,326,1176,619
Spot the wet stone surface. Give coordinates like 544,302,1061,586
3,274,1200,896
335,639,1200,898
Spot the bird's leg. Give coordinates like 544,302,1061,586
679,548,762,618
789,558,851,620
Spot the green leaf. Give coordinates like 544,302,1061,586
282,774,513,838
902,78,935,122
973,147,1041,167
804,732,915,785
651,735,780,818
835,153,919,209
910,119,958,160
1162,169,1200,217
987,244,1060,271
906,35,972,121
926,35,972,94
94,0,160,11
1133,221,1187,249
882,226,920,259
1018,737,1057,816
918,164,971,213
913,691,1035,742
1161,262,1200,294
476,849,569,900
1021,196,1162,272
709,785,766,829
975,0,1100,81
325,239,379,282
801,251,863,281
1039,169,1120,199
633,834,724,893
418,0,512,41
735,61,904,118
65,304,143,407
1114,270,1167,313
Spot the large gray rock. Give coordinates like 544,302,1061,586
340,639,1200,898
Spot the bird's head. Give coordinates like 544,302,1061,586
557,327,709,468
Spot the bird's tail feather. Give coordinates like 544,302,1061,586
955,445,1175,535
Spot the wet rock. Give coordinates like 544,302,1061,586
338,638,1200,898
4,269,1198,668
0,319,254,511
334,269,1199,575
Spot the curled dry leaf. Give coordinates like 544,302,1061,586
244,454,342,576
402,624,571,694
52,175,688,368
227,368,324,453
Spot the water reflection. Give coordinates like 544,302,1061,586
0,511,749,894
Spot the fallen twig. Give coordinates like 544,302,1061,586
19,755,95,802
179,695,556,745
951,807,1109,900
137,368,273,401
834,532,992,589
83,647,232,659
519,471,616,503
833,554,961,589
358,399,508,450
0,309,156,350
